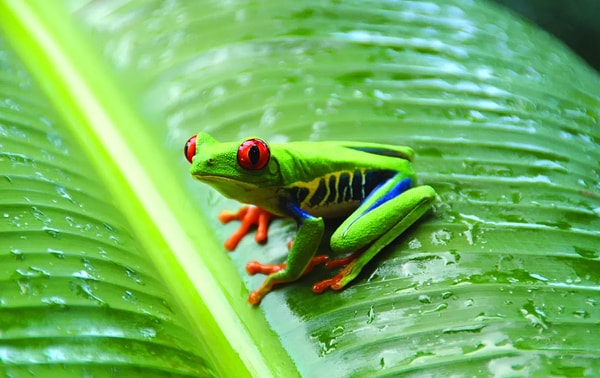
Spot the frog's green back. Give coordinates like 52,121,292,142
266,140,417,217
271,140,416,188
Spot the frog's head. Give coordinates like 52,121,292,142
185,132,282,200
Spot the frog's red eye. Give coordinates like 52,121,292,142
237,138,269,170
184,135,197,163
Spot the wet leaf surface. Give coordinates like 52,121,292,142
1,1,599,376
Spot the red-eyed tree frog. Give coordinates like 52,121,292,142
185,132,436,305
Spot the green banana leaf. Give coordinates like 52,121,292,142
1,1,599,377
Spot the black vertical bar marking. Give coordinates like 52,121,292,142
339,172,351,203
352,170,363,201
289,186,309,205
309,178,327,207
326,174,338,204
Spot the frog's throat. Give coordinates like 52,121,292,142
193,174,280,199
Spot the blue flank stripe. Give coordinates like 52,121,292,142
365,177,413,213
284,201,314,222
339,176,413,237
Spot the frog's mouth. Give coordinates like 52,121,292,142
193,174,258,187
192,174,263,195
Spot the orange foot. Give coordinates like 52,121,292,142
246,255,329,276
245,251,365,303
312,251,363,293
218,206,275,251
246,255,330,305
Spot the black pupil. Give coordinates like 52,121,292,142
249,144,260,165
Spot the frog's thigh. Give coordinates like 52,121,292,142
331,185,436,253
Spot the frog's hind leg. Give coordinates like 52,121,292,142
314,184,436,293
246,255,329,276
246,204,325,305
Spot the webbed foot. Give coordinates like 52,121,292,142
246,255,329,305
218,205,275,250
312,251,363,293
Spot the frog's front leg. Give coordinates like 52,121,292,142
218,205,275,250
314,177,436,293
247,203,324,305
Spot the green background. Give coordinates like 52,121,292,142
0,1,598,377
